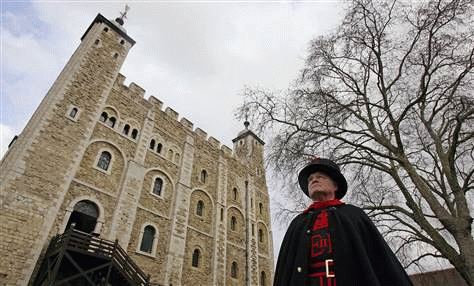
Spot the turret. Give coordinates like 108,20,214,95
232,121,265,165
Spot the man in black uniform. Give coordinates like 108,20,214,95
273,158,413,286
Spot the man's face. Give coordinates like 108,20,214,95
307,171,338,201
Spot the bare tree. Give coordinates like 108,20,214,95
238,0,474,284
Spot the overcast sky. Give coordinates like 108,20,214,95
1,0,345,264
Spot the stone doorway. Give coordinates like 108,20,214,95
66,200,99,233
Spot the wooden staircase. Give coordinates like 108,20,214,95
32,227,150,286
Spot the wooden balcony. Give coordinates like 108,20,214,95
32,227,151,286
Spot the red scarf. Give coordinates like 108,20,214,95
303,199,344,214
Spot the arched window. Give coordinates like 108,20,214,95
167,149,173,161
99,112,108,123
69,107,78,118
131,129,138,139
149,139,156,150
259,229,264,243
157,143,162,153
259,203,263,215
139,225,156,254
231,262,238,278
196,200,204,216
232,188,238,200
174,153,180,164
153,178,163,196
192,249,200,267
201,170,207,183
260,271,266,286
107,117,116,128
231,216,237,231
97,151,111,171
123,124,130,135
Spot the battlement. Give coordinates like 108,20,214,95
114,74,238,158
115,74,149,107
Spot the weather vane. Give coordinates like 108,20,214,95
244,105,250,129
115,4,130,26
119,4,130,21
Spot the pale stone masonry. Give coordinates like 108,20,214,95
0,14,273,286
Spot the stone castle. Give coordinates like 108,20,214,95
0,13,273,286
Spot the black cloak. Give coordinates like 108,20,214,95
274,204,413,286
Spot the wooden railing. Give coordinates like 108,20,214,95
48,228,150,285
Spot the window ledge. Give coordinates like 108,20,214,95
135,250,156,258
93,166,112,175
99,121,117,131
150,192,164,199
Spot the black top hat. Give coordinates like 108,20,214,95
298,158,348,199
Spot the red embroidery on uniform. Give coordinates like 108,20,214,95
307,206,337,285
311,233,332,257
312,210,329,231
310,210,333,258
